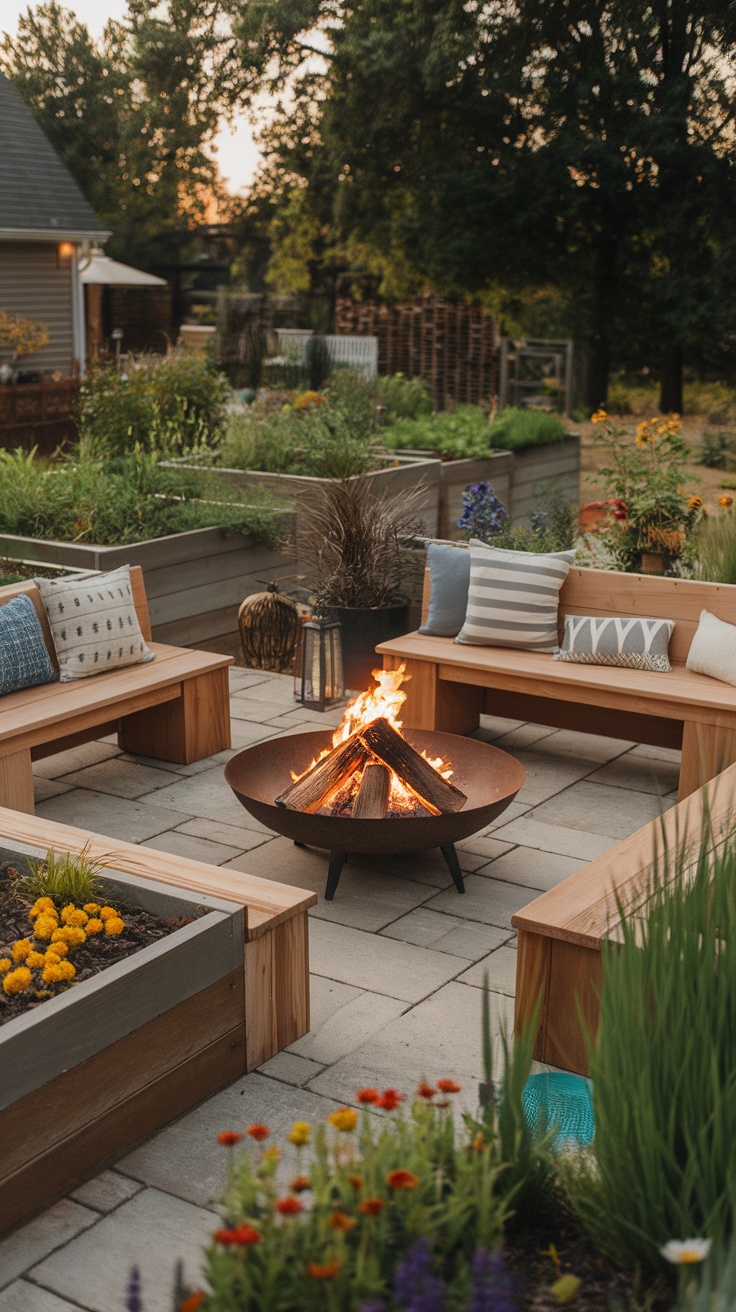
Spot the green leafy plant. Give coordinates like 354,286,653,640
11,843,107,908
699,430,733,469
488,407,569,452
690,502,736,584
567,812,736,1269
375,373,433,421
384,405,493,458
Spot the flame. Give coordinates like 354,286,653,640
291,665,454,815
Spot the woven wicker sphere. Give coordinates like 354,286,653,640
238,584,300,673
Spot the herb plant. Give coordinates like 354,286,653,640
487,408,569,452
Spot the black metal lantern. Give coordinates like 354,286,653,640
294,616,345,711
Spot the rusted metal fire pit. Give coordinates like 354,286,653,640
225,729,526,900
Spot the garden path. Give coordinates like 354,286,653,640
0,666,680,1312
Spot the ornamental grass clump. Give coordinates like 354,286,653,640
566,812,736,1270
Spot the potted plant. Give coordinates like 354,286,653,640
296,477,422,689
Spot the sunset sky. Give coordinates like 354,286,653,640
0,0,262,193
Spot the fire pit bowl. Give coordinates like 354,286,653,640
225,729,526,899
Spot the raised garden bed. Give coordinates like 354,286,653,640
0,834,246,1234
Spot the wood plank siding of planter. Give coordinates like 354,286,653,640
0,525,296,648
509,437,580,524
0,813,316,1232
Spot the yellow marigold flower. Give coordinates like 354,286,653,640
12,938,33,962
47,941,68,959
100,906,119,921
3,966,32,995
44,951,61,965
0,958,11,973
42,959,76,985
83,903,100,916
327,1108,358,1133
719,495,733,509
51,925,86,948
288,1121,312,1148
33,914,59,940
104,916,125,937
61,905,89,928
86,918,104,935
26,951,47,969
31,897,56,917
688,495,703,509
590,409,607,424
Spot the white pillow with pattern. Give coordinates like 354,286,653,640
35,565,155,682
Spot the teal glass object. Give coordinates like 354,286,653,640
522,1072,595,1150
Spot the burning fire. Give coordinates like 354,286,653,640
291,665,454,815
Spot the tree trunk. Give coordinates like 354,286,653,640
659,343,683,414
583,335,610,412
583,229,618,412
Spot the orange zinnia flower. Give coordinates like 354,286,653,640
180,1293,207,1312
356,1087,379,1104
386,1169,419,1190
375,1088,406,1111
346,1174,363,1191
276,1196,304,1215
291,1175,312,1193
437,1078,462,1094
359,1198,385,1216
214,1225,260,1246
308,1258,341,1280
247,1123,270,1141
330,1211,357,1231
416,1082,436,1100
720,495,734,509
217,1131,243,1147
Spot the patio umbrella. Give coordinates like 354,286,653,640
79,249,167,287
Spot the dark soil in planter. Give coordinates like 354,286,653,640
0,560,74,586
0,870,194,1025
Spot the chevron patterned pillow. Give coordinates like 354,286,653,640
554,615,675,672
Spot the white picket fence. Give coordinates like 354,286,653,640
274,329,378,378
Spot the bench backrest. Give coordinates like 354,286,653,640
421,558,736,665
0,566,153,663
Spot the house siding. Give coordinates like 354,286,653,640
0,242,75,375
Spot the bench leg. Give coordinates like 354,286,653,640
0,749,34,815
515,928,602,1076
382,656,482,733
678,720,736,801
244,911,310,1070
118,668,231,765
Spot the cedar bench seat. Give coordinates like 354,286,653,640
0,567,232,813
378,566,736,802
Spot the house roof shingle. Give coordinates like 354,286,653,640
0,72,109,241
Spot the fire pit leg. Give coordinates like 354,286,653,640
440,844,465,894
325,850,347,901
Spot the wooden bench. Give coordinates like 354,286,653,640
0,567,232,813
511,762,736,1074
379,566,736,802
0,806,316,1232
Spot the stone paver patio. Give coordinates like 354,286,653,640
0,666,680,1311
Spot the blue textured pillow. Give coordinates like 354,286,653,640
0,594,57,696
419,542,471,637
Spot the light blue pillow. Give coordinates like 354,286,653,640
419,543,471,637
0,593,57,696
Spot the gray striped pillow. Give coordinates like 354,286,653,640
455,541,574,652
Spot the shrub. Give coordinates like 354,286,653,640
487,407,569,452
0,447,281,547
375,373,433,421
457,483,575,554
699,429,732,469
567,816,736,1268
79,352,230,457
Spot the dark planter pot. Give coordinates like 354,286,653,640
332,601,410,691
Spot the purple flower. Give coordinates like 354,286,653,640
125,1265,143,1312
470,1248,517,1312
457,482,509,541
393,1237,446,1312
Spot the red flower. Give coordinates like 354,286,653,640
330,1211,357,1232
247,1123,270,1141
356,1087,379,1104
217,1131,243,1147
276,1196,304,1215
180,1294,206,1312
346,1174,363,1191
290,1175,312,1193
214,1225,260,1246
359,1197,385,1216
436,1079,462,1094
613,500,628,521
308,1258,341,1280
416,1082,436,1101
375,1088,406,1111
386,1169,419,1190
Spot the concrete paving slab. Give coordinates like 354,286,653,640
33,778,71,802
232,679,297,706
70,1171,142,1214
511,748,601,806
303,975,365,1032
431,921,512,960
455,835,516,861
475,716,526,739
586,754,680,796
532,779,673,839
143,829,243,866
490,815,614,861
489,723,557,750
482,801,532,831
59,758,175,800
227,695,297,722
173,816,276,852
426,874,537,929
308,919,462,1002
0,1201,98,1292
379,906,465,948
459,945,518,995
35,790,185,844
536,729,634,763
307,982,514,1114
118,1074,337,1207
289,991,408,1064
257,1051,325,1086
628,742,682,764
29,1188,215,1312
477,846,583,892
0,1282,80,1312
32,741,120,780
145,768,262,827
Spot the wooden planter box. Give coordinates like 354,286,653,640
0,525,295,648
0,836,247,1234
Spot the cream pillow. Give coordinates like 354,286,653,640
686,609,736,685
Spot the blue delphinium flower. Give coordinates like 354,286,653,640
393,1237,446,1312
469,1247,517,1312
125,1265,142,1312
457,482,509,542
